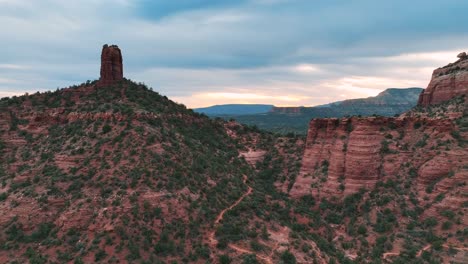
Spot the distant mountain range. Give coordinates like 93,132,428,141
195,104,274,116
195,87,423,134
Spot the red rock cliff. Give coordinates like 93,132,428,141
99,44,123,86
290,116,465,199
418,52,468,106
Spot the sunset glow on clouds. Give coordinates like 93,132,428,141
0,0,467,107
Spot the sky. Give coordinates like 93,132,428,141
0,0,467,108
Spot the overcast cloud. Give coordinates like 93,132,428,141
0,0,467,107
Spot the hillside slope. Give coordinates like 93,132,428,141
0,79,258,263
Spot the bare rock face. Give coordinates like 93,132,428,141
418,52,468,106
99,44,123,86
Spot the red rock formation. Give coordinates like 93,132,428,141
418,52,468,106
290,115,465,199
99,44,123,86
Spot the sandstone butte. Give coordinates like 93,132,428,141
418,51,468,106
290,53,467,205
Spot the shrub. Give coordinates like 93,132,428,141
423,217,438,228
126,240,141,260
321,160,329,175
415,134,429,148
374,209,396,233
441,210,455,220
242,254,259,264
346,121,354,133
28,222,55,242
0,192,8,201
6,223,25,241
281,251,297,264
432,240,443,251
102,124,112,134
380,140,390,154
219,255,232,264
154,234,176,256
95,250,107,261
325,212,343,224
442,221,452,230
250,240,263,251
357,225,367,235
24,247,48,264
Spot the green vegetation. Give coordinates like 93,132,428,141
280,250,297,264
0,79,462,264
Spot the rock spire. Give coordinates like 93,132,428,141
99,44,123,86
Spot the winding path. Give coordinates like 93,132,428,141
213,175,253,226
383,243,468,259
416,244,433,257
416,244,468,257
208,175,275,264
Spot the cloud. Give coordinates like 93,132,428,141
0,0,467,108
0,64,29,70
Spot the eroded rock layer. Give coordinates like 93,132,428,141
290,115,468,198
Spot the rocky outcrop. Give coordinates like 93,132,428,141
240,149,267,166
418,52,468,106
99,44,123,86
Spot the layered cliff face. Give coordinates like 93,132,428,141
418,52,468,106
290,115,466,199
99,44,123,86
